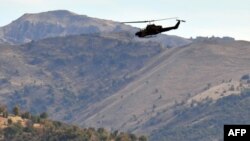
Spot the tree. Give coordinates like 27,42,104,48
4,123,23,138
0,105,6,114
241,74,249,80
31,115,41,123
229,85,235,91
139,135,147,141
130,134,137,141
0,105,7,117
40,112,48,119
3,111,8,118
8,119,12,125
111,130,118,139
97,128,109,141
21,112,31,119
13,106,19,116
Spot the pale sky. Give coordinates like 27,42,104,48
0,0,249,41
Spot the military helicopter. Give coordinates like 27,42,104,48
123,17,185,38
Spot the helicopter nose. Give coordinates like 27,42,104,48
135,32,140,36
135,31,143,37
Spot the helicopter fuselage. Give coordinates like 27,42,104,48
135,20,181,37
135,24,162,37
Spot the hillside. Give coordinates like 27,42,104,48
0,33,167,123
0,106,147,141
1,35,250,138
75,38,250,133
149,74,250,141
150,88,250,141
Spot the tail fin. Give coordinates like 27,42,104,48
173,20,181,29
161,19,185,32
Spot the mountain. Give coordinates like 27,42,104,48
0,10,190,47
0,33,166,123
0,10,191,133
1,10,250,141
0,10,134,44
73,37,250,134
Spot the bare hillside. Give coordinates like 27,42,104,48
75,38,250,133
0,34,166,122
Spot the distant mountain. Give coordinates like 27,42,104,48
0,10,134,44
0,10,190,47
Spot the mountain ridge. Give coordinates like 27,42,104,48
0,10,191,48
0,10,134,44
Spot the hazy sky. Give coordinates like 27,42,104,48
0,0,249,41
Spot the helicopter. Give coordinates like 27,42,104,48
123,17,185,38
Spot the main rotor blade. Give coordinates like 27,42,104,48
150,17,178,22
122,17,178,24
122,20,151,23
